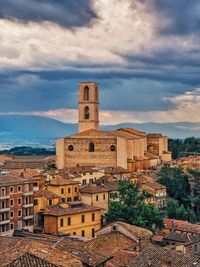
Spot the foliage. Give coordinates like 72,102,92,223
158,166,190,206
169,137,200,159
166,199,196,222
106,180,164,230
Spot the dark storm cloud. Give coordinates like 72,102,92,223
0,0,96,27
154,0,200,35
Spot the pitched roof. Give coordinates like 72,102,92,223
164,231,200,244
44,203,101,216
108,250,138,267
55,237,112,267
34,190,60,199
128,246,200,267
139,176,166,190
49,176,78,186
0,237,81,267
98,221,153,240
85,231,137,257
0,176,34,186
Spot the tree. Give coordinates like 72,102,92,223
158,166,190,206
106,180,164,230
166,199,196,222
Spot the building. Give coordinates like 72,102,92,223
138,176,167,208
0,176,34,236
56,81,171,171
0,237,82,267
44,202,102,238
128,246,200,267
80,181,118,213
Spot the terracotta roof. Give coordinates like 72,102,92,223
49,176,78,186
34,190,60,199
128,246,200,267
107,250,138,267
164,231,200,244
139,176,166,190
6,252,58,267
0,176,34,186
80,183,117,194
104,166,130,174
55,237,112,267
0,237,81,267
86,231,137,257
99,221,153,240
163,218,189,230
44,203,101,216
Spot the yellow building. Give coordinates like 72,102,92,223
47,175,79,203
34,190,60,213
44,202,101,238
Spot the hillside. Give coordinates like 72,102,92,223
0,115,200,148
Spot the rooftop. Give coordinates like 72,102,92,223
0,175,34,186
34,190,60,199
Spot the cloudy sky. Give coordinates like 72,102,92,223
0,0,200,125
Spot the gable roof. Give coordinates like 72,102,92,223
34,190,60,199
128,246,200,267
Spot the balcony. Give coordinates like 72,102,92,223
0,219,10,225
23,191,33,196
23,215,34,220
0,195,10,200
0,207,10,213
23,203,33,208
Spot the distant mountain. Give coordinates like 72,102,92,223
0,115,200,148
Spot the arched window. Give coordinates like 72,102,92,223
84,106,90,119
89,142,95,152
84,86,89,101
95,86,98,101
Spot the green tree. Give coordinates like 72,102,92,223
106,180,164,230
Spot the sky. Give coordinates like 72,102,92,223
0,0,200,125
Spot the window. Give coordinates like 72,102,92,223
95,86,98,101
10,186,14,194
96,195,98,201
48,199,52,206
103,194,106,200
110,145,116,152
34,199,38,206
84,86,89,101
10,211,14,219
73,232,76,236
25,184,29,193
67,197,72,202
74,187,77,193
10,199,14,207
18,185,22,192
92,213,95,222
89,179,93,184
18,209,22,217
10,223,14,230
92,228,95,238
18,198,22,205
84,106,90,119
61,188,64,194
74,196,78,201
1,199,6,209
17,221,22,230
60,218,64,227
1,187,6,196
81,230,85,237
68,145,74,151
68,188,71,193
81,214,85,223
89,142,95,152
25,196,29,204
68,217,71,226
82,180,87,186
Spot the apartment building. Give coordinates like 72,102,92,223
0,176,34,236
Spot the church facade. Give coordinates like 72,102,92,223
56,82,171,170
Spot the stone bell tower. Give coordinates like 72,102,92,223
78,81,99,133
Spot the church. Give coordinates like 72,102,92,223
56,82,171,171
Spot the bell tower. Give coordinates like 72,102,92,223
78,81,99,132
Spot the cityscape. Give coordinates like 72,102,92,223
1,1,200,267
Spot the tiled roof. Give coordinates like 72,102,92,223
104,166,130,174
164,231,200,243
108,250,138,267
55,237,111,267
0,175,34,186
34,190,60,199
49,176,78,186
139,176,166,190
44,203,101,216
85,232,137,257
80,183,116,194
0,237,81,267
128,246,200,267
6,252,58,267
163,218,189,230
99,221,153,240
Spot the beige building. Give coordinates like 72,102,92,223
56,81,171,171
